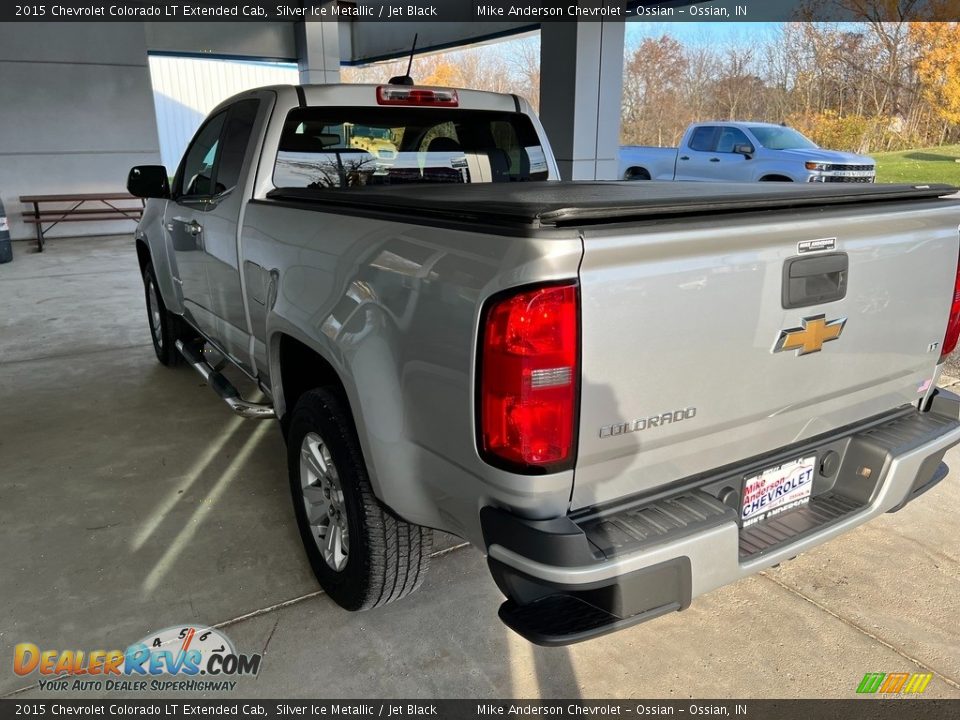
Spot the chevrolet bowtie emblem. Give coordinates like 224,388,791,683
773,314,846,356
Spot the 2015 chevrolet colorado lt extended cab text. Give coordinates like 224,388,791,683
127,83,960,646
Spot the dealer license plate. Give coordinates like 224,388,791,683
741,455,816,527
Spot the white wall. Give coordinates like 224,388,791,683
149,55,298,171
0,23,161,241
144,22,296,61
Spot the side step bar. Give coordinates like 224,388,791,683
175,340,276,420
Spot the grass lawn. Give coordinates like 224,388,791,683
873,144,960,186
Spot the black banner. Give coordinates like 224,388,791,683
2,0,960,23
2,700,960,720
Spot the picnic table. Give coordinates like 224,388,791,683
19,192,145,252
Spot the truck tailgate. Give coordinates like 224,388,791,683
573,199,960,511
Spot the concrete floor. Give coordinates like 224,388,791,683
1,235,959,699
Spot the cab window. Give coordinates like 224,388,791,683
215,99,260,193
272,107,549,189
178,111,226,198
715,127,752,153
687,126,718,152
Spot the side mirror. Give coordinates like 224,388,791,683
734,144,755,158
127,165,170,199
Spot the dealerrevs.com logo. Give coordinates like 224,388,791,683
13,625,261,693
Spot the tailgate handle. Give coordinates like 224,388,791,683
782,252,848,309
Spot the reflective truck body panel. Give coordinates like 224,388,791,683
240,200,582,542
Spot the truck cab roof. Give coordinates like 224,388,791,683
211,83,524,115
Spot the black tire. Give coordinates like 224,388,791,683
142,262,183,367
287,388,432,610
625,167,651,181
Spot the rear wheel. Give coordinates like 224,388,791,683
625,167,651,181
142,262,183,367
287,388,432,610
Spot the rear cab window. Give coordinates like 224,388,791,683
687,126,718,152
272,107,550,189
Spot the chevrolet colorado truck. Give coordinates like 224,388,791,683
127,83,960,646
619,121,876,183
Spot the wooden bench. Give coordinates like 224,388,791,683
19,193,145,252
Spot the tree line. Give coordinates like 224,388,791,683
343,22,960,153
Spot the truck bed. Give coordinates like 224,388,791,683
266,181,957,229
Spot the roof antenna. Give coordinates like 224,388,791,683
389,34,417,86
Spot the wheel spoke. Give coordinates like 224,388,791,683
318,444,333,476
302,483,329,525
299,431,349,572
333,524,342,561
315,521,329,542
300,448,325,482
302,484,326,503
325,522,337,557
305,503,327,526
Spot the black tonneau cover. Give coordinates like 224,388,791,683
266,181,958,229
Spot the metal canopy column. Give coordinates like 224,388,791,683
296,17,341,84
539,18,625,180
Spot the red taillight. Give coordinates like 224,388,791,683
479,283,579,471
376,86,459,107
941,241,960,361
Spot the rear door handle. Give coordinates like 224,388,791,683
679,156,690,161
709,158,720,162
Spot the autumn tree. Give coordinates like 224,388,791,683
910,22,960,126
420,59,460,87
621,36,689,146
342,21,960,153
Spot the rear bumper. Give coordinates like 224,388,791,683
482,390,960,646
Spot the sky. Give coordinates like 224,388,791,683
624,21,784,48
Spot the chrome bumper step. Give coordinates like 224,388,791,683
175,339,275,420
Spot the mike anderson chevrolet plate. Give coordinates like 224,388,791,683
741,455,816,526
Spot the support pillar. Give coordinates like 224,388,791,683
539,18,625,180
296,17,340,84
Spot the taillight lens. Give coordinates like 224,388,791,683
940,240,960,361
479,283,579,471
376,86,459,106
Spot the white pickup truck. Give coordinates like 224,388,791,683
127,82,960,645
620,121,876,183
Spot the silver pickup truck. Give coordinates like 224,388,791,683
620,121,876,183
128,83,960,646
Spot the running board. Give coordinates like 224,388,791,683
175,340,276,420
